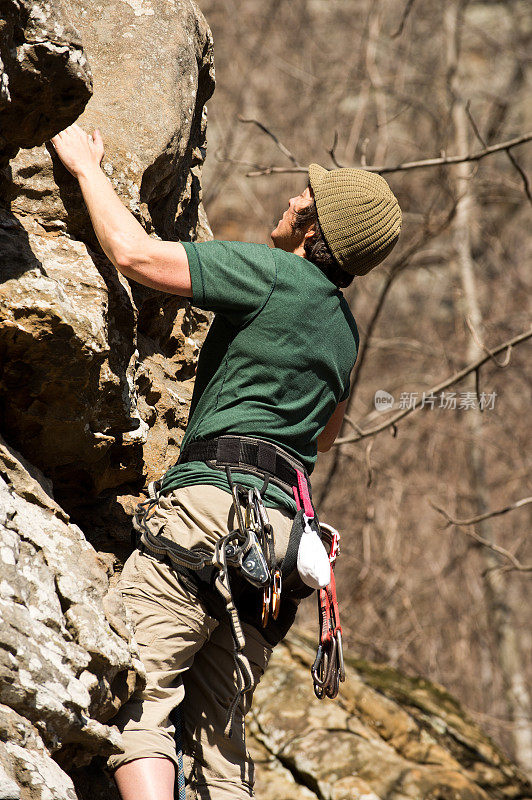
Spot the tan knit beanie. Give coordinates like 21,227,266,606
308,163,402,276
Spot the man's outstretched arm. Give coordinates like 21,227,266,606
51,125,192,296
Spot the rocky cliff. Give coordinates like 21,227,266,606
0,2,531,799
0,0,213,541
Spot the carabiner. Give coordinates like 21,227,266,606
262,584,271,627
336,629,345,683
271,570,282,620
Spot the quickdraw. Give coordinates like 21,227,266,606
311,522,345,699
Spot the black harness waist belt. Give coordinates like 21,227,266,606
177,435,311,500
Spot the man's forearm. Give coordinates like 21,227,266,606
51,125,192,294
77,165,149,270
78,166,192,294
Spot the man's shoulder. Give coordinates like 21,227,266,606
187,239,273,260
270,247,337,292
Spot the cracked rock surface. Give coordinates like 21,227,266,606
0,0,213,529
0,438,144,798
3,0,214,244
0,0,213,796
248,635,532,799
0,0,92,166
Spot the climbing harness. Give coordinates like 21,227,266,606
311,522,345,699
132,435,346,795
133,474,260,738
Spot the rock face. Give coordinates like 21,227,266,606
0,0,213,526
0,0,214,796
2,0,214,243
0,0,92,166
0,1,531,799
0,437,144,799
64,634,532,800
0,209,209,520
249,635,532,800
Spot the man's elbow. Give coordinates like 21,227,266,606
111,235,145,273
317,435,334,453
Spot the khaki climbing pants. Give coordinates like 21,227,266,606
107,484,295,799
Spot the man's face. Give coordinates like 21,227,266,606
270,185,314,250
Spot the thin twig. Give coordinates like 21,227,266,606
465,316,512,368
237,116,301,166
505,149,532,205
390,0,416,38
343,416,365,436
365,440,375,489
465,100,487,147
328,131,344,168
430,496,532,528
431,498,532,573
240,131,532,177
466,100,532,205
335,327,532,445
360,137,370,167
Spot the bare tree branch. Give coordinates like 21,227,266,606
466,100,532,206
391,0,417,38
431,498,532,573
327,131,344,168
365,439,375,489
431,496,532,528
335,327,532,445
237,116,301,166
238,131,532,177
465,316,513,368
504,149,532,206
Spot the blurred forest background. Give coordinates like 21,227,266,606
195,0,531,773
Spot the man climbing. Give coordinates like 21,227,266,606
51,124,401,800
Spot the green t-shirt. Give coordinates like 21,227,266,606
161,240,359,513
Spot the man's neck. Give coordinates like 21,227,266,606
274,242,306,257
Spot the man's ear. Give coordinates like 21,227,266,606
303,224,317,241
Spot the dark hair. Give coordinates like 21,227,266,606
293,198,354,288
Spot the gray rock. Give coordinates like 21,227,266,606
0,705,78,800
0,444,144,773
0,761,21,800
